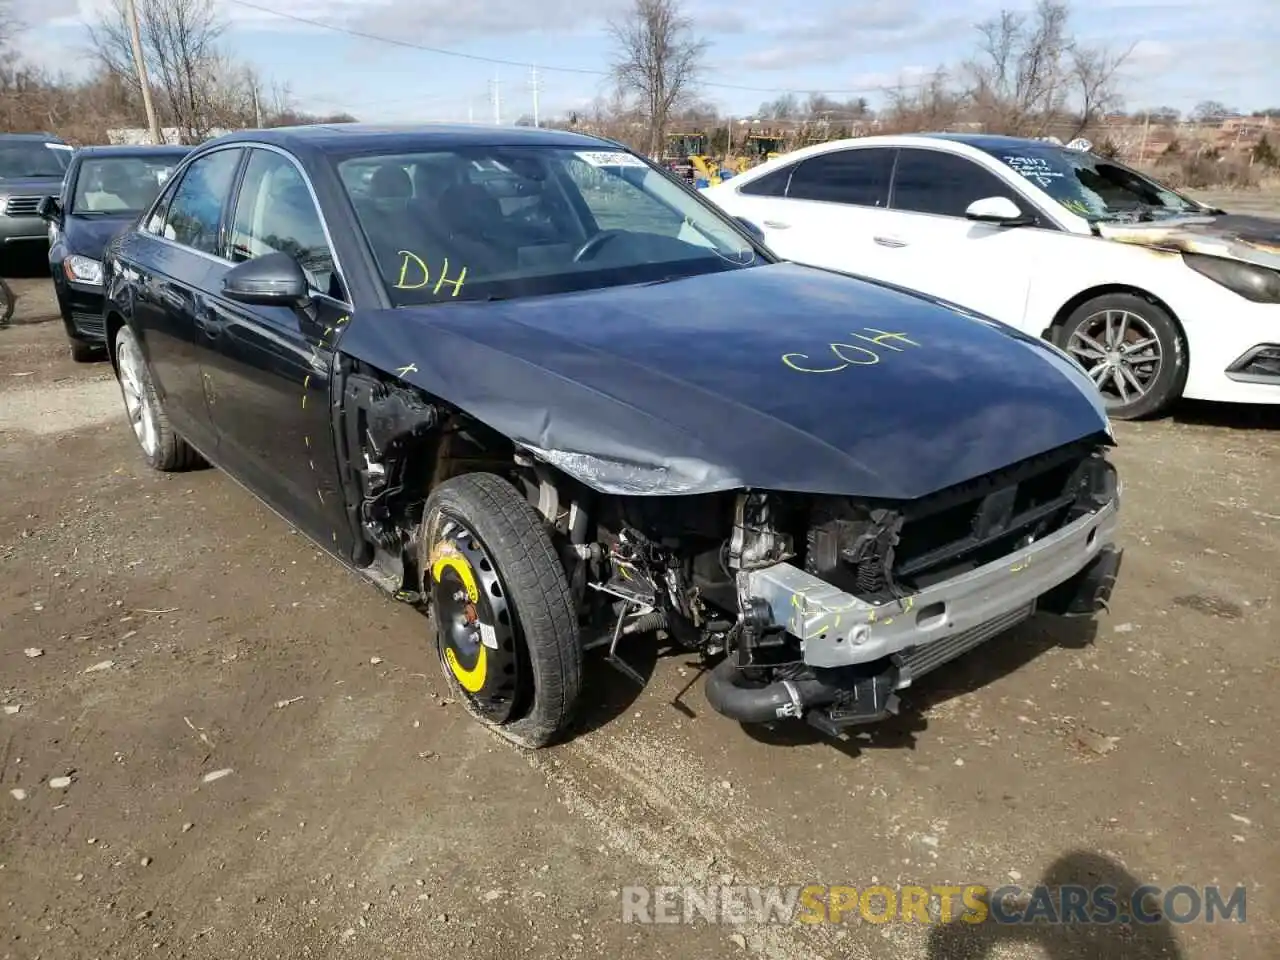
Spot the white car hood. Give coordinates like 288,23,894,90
1097,213,1280,271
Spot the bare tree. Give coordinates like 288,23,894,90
1144,106,1181,125
0,0,18,51
883,68,966,133
1067,42,1131,138
608,0,708,157
89,0,230,142
1190,100,1234,123
964,0,1129,138
756,92,798,120
965,0,1071,135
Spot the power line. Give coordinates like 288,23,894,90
225,0,929,97
227,2,1267,125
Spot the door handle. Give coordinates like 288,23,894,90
762,220,790,229
195,300,223,338
873,235,908,248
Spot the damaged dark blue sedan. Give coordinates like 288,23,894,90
101,124,1123,747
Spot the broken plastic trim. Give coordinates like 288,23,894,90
522,444,726,496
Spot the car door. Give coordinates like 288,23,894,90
728,147,899,280
118,146,244,456
878,148,1055,329
197,146,356,555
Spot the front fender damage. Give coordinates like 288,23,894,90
331,336,1123,742
333,312,739,497
519,444,731,496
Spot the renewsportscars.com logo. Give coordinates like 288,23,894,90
620,883,1247,926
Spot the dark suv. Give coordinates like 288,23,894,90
0,133,74,253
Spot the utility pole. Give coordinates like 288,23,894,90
1139,110,1150,164
124,0,161,144
250,74,263,128
490,72,501,125
529,66,541,127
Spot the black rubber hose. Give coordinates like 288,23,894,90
703,657,845,724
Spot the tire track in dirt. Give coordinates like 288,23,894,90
508,725,926,960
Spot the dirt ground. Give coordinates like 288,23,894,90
1,193,1278,960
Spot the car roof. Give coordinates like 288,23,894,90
719,131,1065,187
916,132,1064,151
0,132,68,143
202,122,617,155
75,145,193,158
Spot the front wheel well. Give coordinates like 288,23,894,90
1044,284,1184,347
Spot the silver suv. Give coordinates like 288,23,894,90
0,133,75,253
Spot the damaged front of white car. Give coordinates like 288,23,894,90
971,137,1280,413
1095,213,1280,399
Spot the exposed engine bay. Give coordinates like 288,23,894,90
335,364,1123,736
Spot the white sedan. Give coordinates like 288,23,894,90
703,133,1280,419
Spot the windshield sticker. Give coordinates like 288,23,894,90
1059,198,1093,217
575,150,648,169
395,250,468,296
1002,155,1064,189
45,142,74,151
782,329,920,374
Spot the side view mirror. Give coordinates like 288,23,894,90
965,196,1033,226
733,216,766,244
36,196,61,222
223,251,310,306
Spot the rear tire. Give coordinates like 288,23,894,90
420,473,582,749
113,324,201,472
1058,292,1186,420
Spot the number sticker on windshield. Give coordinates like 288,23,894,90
1002,155,1064,189
575,150,648,168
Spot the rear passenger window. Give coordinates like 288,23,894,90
161,148,242,254
738,164,793,197
787,149,893,207
891,149,1026,218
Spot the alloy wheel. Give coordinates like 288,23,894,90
1066,309,1163,407
116,337,158,457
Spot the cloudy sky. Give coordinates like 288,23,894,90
12,0,1274,123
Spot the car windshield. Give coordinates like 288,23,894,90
73,156,184,214
0,141,72,179
980,143,1202,222
334,144,760,306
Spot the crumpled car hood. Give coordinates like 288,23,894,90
1097,213,1280,270
337,262,1110,500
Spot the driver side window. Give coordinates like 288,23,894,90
890,148,1027,219
229,148,340,299
159,148,242,254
